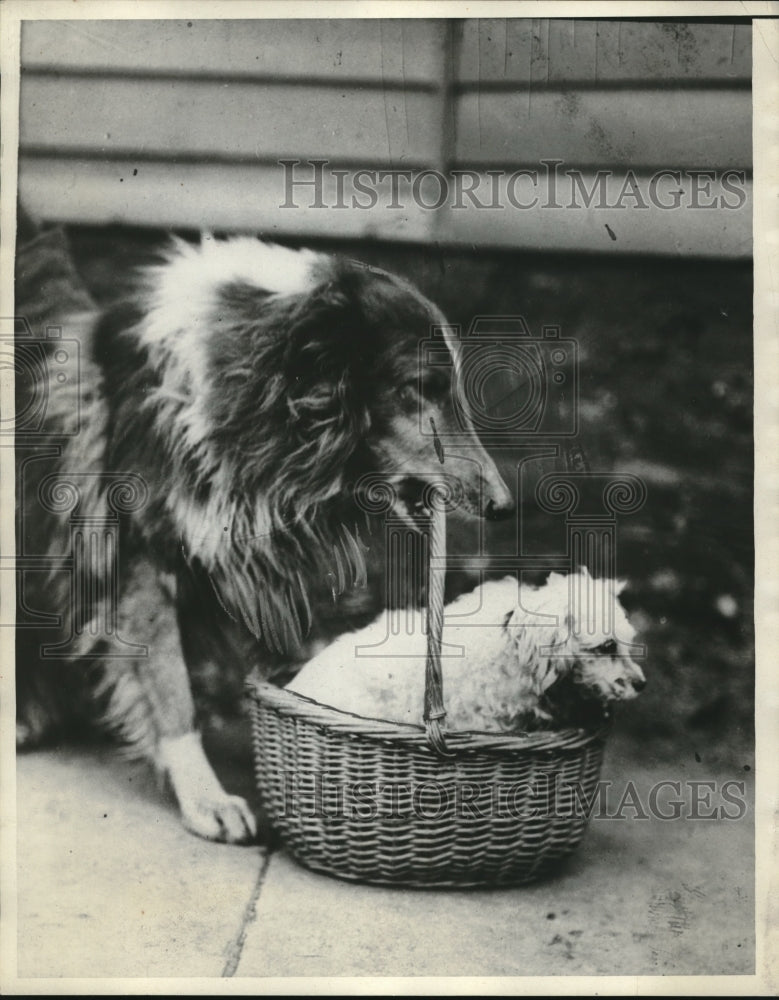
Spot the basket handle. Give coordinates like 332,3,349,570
424,489,455,757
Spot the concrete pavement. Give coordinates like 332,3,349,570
14,738,755,981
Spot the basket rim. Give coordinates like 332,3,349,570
246,673,608,753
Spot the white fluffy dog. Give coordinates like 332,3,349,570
288,568,646,732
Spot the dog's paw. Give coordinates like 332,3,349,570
16,704,56,749
179,791,258,845
157,731,258,845
16,720,38,750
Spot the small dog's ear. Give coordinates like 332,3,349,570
616,578,629,595
521,622,571,696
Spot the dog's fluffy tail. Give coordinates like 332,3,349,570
15,203,96,330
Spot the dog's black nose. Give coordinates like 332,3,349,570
633,676,647,692
485,496,516,521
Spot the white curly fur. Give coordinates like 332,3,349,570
287,568,645,732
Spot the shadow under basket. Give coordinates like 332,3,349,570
247,678,608,889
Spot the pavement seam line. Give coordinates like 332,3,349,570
222,847,274,977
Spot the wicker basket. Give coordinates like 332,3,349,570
247,496,608,888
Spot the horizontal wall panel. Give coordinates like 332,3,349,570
455,88,751,170
18,157,436,243
19,158,750,257
20,75,439,165
456,19,751,84
17,18,751,257
21,19,444,85
437,169,751,257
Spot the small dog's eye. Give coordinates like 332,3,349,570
593,639,618,656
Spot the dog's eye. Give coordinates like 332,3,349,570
592,639,618,656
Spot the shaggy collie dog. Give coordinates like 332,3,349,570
289,569,645,732
15,224,513,842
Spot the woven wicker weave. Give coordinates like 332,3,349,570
247,497,608,887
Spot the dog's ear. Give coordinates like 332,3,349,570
281,277,369,421
615,578,628,595
514,621,571,697
282,264,373,386
535,620,575,695
270,278,372,509
283,283,355,378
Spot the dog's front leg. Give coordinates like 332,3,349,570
109,560,257,844
157,731,257,845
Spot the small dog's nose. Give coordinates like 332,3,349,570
632,676,646,692
484,496,516,521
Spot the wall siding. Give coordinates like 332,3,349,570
18,18,752,256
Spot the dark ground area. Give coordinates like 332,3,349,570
52,225,754,766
